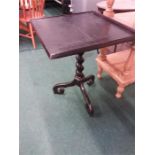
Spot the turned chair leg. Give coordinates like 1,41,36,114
115,85,125,98
97,64,103,79
29,23,36,49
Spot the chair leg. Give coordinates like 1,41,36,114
19,21,29,32
29,23,36,49
115,85,125,98
114,44,117,52
97,63,103,79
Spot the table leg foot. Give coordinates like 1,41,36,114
53,80,75,94
80,83,94,116
82,75,95,86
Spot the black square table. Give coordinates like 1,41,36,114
31,11,134,116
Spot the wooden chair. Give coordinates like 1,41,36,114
19,0,45,48
96,0,135,98
96,47,134,98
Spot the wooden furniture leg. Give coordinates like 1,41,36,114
29,23,36,49
97,48,107,79
19,22,29,32
97,63,103,79
103,0,115,17
116,85,125,98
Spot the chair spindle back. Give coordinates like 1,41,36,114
19,0,45,19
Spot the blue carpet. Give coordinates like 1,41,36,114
20,49,134,155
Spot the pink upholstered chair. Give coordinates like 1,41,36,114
19,0,45,48
96,0,135,98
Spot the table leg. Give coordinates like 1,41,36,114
53,52,95,116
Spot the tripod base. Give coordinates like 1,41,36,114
53,52,95,116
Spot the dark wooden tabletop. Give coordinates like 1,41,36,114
31,11,134,59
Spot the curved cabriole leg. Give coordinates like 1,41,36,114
82,75,95,86
53,80,76,94
79,83,94,116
